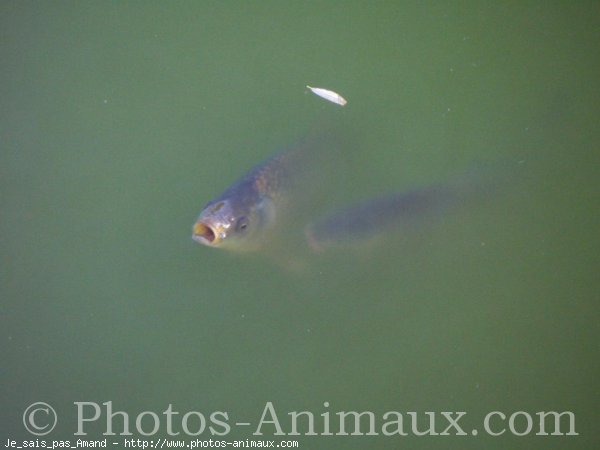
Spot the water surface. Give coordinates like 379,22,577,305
1,2,599,448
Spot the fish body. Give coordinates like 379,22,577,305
305,186,455,250
193,129,504,254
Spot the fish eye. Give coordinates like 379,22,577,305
235,216,249,232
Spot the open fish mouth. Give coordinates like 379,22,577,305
192,221,218,245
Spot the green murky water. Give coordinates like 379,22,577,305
2,2,598,448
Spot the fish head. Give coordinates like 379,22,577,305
192,196,275,251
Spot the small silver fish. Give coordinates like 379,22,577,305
306,85,347,106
